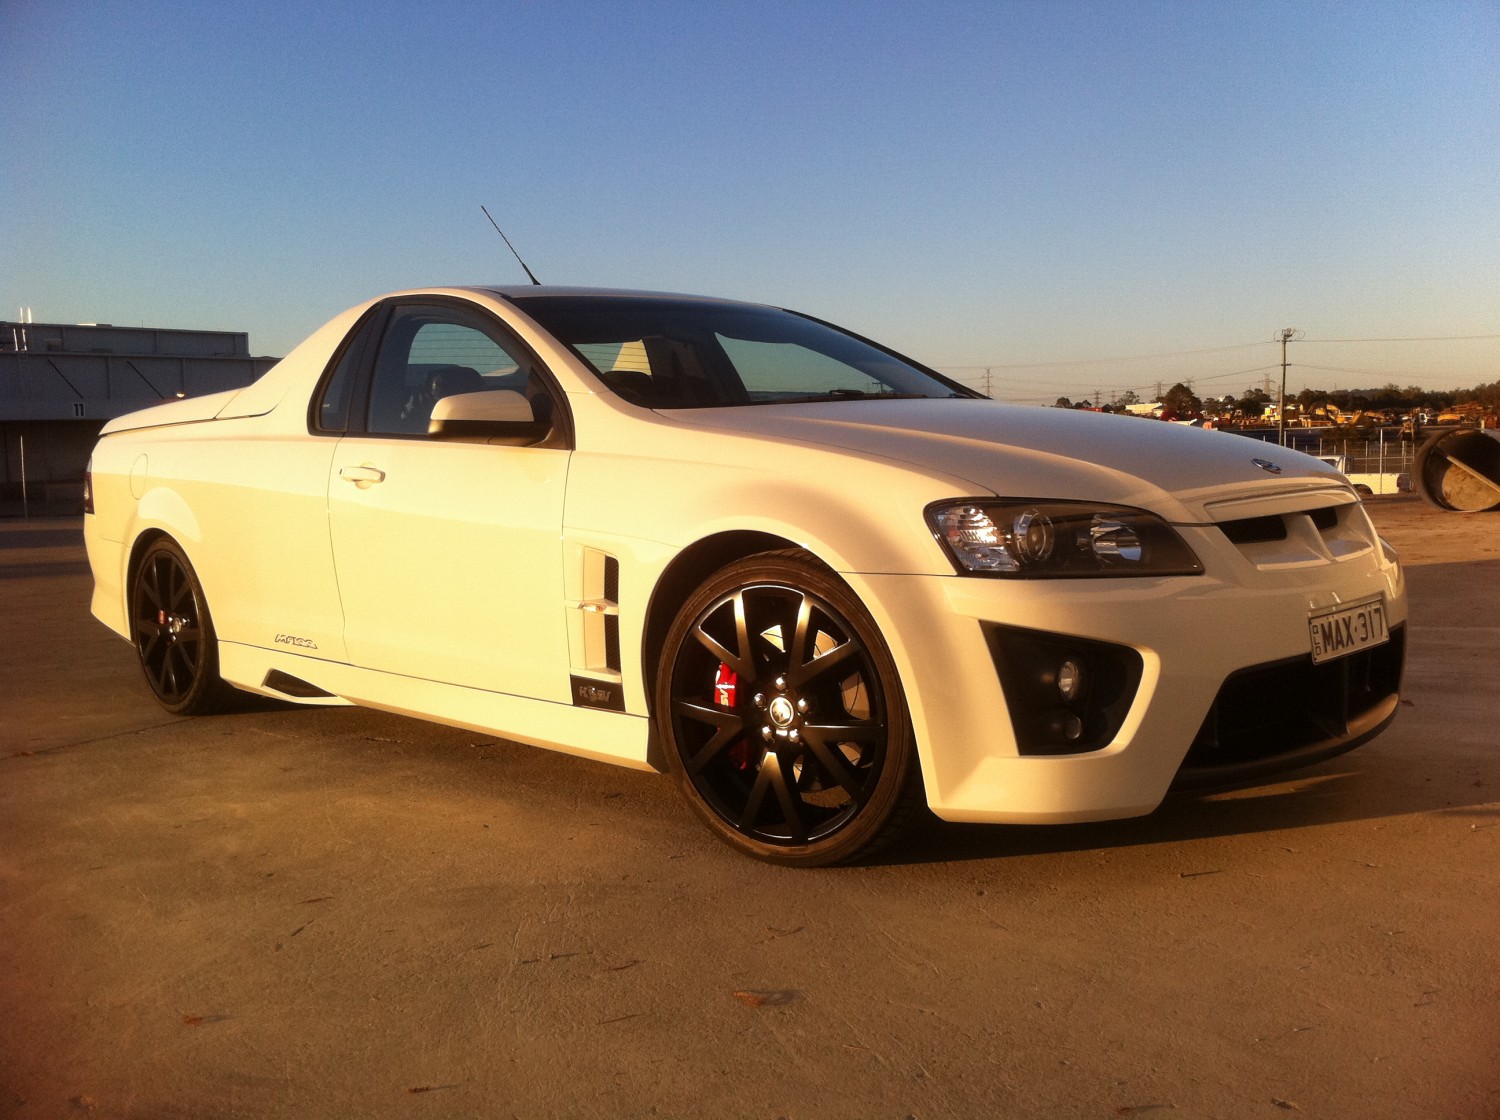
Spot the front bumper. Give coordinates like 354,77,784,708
849,502,1406,824
1172,626,1404,789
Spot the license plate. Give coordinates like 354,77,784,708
1308,597,1389,664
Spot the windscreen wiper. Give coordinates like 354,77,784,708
765,389,937,405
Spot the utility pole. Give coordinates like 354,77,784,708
1278,327,1300,447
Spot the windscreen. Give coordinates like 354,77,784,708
512,295,975,408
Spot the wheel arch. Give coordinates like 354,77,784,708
121,484,208,607
134,484,203,548
640,530,820,727
124,527,175,607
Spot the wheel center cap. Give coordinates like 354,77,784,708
768,696,797,729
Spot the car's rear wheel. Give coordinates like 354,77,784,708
656,550,922,866
130,538,232,715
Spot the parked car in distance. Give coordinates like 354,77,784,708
84,286,1407,865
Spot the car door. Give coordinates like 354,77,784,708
325,299,573,702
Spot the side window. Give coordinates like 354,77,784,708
366,305,534,437
313,311,381,433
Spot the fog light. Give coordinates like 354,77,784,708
1057,657,1085,702
1041,710,1086,743
987,624,1144,756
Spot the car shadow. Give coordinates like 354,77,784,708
218,691,303,714
884,746,1497,866
207,693,1495,871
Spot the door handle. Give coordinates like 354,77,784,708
338,465,386,487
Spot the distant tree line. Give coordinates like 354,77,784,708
1053,378,1500,416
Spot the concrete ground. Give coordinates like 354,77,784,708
2,496,1497,1120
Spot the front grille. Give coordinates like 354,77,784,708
1212,501,1374,569
1219,514,1286,544
1175,625,1404,787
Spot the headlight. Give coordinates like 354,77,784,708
926,500,1203,578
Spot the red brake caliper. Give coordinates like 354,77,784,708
715,663,751,770
714,663,738,707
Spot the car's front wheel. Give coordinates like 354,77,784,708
656,550,922,866
130,538,233,715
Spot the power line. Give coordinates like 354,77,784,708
1302,333,1500,343
1180,363,1281,384
938,341,1271,371
966,363,1279,396
940,327,1497,405
938,333,1499,373
1294,361,1472,384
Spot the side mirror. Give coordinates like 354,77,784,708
429,389,547,443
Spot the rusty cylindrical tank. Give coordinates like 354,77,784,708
1414,428,1500,512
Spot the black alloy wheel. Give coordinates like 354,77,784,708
656,550,922,866
130,538,232,715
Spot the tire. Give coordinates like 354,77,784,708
130,538,234,715
655,550,922,866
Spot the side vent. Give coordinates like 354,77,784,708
604,555,619,603
603,556,621,672
568,547,624,709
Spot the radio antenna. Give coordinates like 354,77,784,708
481,205,541,285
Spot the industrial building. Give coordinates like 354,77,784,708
1,318,277,515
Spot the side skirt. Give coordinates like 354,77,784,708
217,642,657,772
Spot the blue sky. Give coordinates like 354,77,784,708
3,0,1496,404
